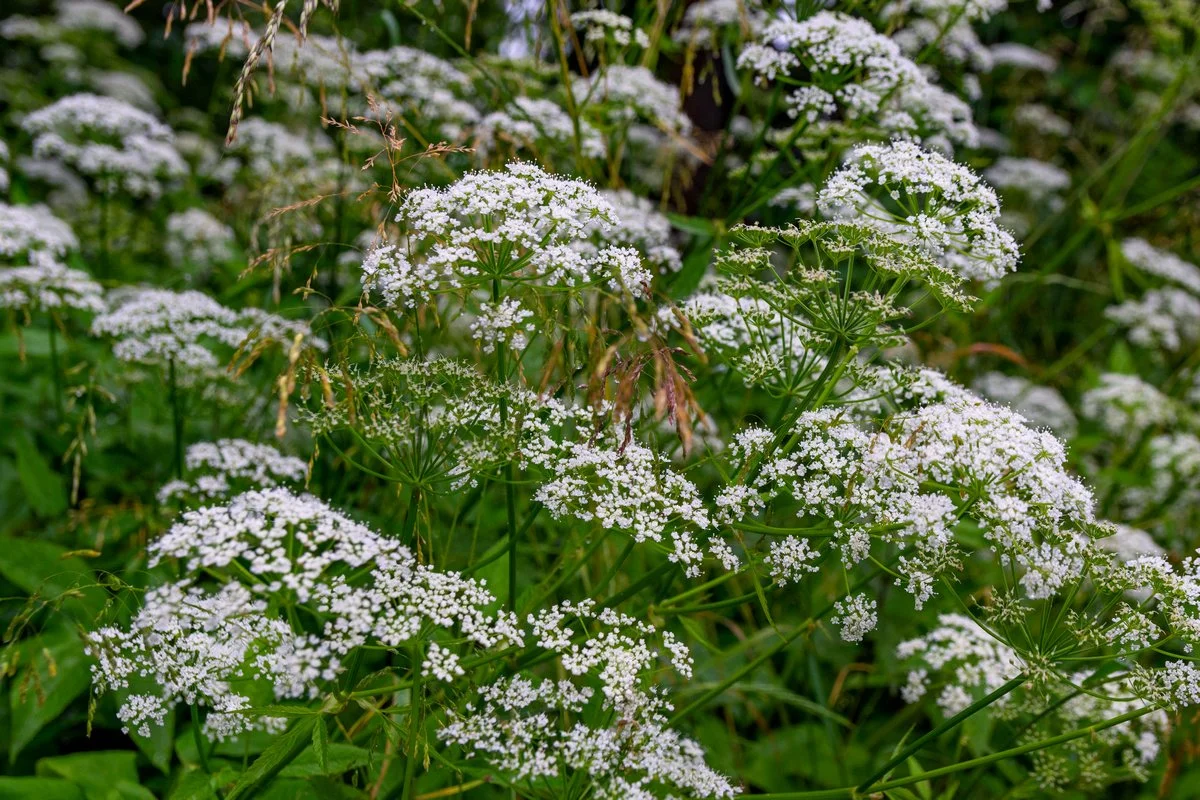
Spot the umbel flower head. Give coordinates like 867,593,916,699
0,253,104,315
303,356,597,490
729,389,1099,609
0,202,79,261
0,203,102,315
572,65,692,136
21,93,187,198
534,433,724,577
439,599,739,799
898,614,1171,790
476,96,607,161
87,488,523,739
362,162,650,309
818,140,1020,283
736,11,977,148
156,438,308,505
164,208,236,269
90,287,324,370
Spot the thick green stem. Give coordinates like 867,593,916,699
492,276,519,612
401,646,424,800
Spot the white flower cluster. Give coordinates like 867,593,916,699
574,65,692,135
164,209,236,269
1080,373,1174,437
972,371,1077,438
737,12,977,147
183,18,254,57
1106,288,1200,353
225,117,334,173
897,613,1023,715
535,437,722,577
157,439,308,505
21,94,186,198
365,163,651,307
469,297,536,354
304,357,597,489
89,489,523,739
0,203,101,314
356,46,480,139
675,0,767,48
2,0,144,48
748,394,1096,608
570,10,650,50
901,613,1176,786
594,189,683,273
670,278,820,394
818,141,1020,283
832,593,878,642
1120,238,1200,296
984,157,1071,205
476,96,606,160
91,287,323,369
56,0,144,48
0,256,104,314
440,599,738,799
0,202,80,260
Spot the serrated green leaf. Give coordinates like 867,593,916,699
279,743,370,778
224,716,319,800
167,769,218,800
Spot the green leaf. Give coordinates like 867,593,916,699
669,235,718,300
129,704,176,774
0,778,85,800
883,789,926,800
11,434,67,518
666,213,719,237
224,715,319,800
35,751,155,800
116,672,176,773
311,718,329,774
1107,339,1135,373
743,724,865,791
279,743,370,778
0,535,104,618
694,681,852,728
9,627,91,761
167,769,219,800
257,777,369,799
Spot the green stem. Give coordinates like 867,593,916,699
48,315,63,419
670,568,881,724
401,646,424,800
191,704,212,774
855,674,1026,792
757,705,1159,799
492,276,518,612
168,358,184,480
